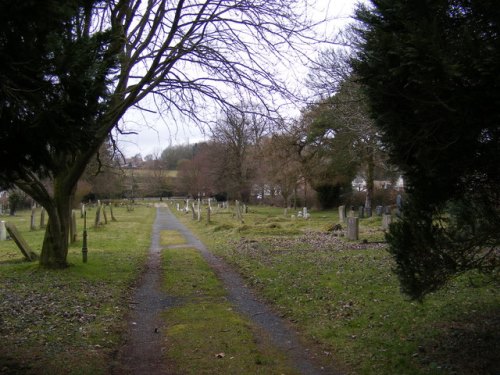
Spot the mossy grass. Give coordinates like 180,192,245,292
0,204,156,374
172,202,500,375
160,230,187,246
161,246,298,374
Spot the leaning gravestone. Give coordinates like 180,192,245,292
347,217,359,240
109,204,117,222
0,220,6,241
94,204,102,227
102,205,108,224
5,223,38,261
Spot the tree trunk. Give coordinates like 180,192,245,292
39,184,75,268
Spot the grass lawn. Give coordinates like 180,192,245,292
0,204,156,374
172,202,500,375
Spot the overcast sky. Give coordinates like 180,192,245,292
117,0,362,158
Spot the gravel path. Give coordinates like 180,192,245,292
114,205,344,374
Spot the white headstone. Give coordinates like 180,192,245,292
0,220,6,241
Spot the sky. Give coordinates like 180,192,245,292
117,0,362,158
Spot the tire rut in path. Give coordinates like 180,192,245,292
115,206,344,375
161,207,344,375
113,207,175,375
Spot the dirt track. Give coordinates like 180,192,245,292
114,205,343,374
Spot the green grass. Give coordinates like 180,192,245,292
0,205,156,374
172,202,500,375
161,247,298,374
160,230,187,246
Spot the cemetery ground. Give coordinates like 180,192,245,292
0,203,498,374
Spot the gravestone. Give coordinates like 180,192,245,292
384,206,391,215
94,204,102,227
235,201,243,222
303,207,309,219
109,204,117,222
338,205,346,223
376,206,383,216
191,203,196,220
70,210,77,243
30,206,36,231
0,220,6,241
284,208,288,217
40,208,46,228
102,205,108,224
365,206,372,218
5,223,38,261
81,203,85,218
358,206,365,219
176,203,180,211
347,217,359,240
382,214,392,230
396,194,403,216
348,206,356,218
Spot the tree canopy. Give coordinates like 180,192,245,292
354,0,500,299
0,0,319,268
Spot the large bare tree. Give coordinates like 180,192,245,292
1,0,320,267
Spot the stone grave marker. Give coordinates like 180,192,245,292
338,205,346,222
5,223,38,261
365,206,372,218
382,214,392,230
358,206,365,219
94,204,102,227
70,210,77,243
102,205,108,224
0,220,6,241
40,208,46,228
30,206,36,231
109,204,117,222
191,203,197,220
348,206,356,218
347,217,359,240
376,206,383,216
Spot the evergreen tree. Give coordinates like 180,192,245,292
354,0,500,299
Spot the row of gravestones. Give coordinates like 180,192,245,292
173,199,249,224
0,202,119,262
338,205,394,241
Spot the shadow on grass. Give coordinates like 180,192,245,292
420,309,500,375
